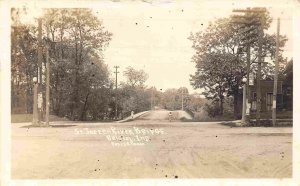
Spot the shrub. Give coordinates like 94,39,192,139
203,103,222,118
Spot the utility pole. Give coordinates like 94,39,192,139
45,21,51,127
272,18,280,127
232,7,266,126
37,18,43,125
256,15,263,126
232,8,253,125
45,46,50,126
32,77,38,126
114,66,119,119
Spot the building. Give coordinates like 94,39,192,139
249,80,292,112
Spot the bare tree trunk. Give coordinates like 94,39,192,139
54,71,60,115
220,98,224,116
218,85,224,116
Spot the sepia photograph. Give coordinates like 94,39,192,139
1,0,300,185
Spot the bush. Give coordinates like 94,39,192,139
203,103,222,118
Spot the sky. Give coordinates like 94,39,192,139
13,0,295,94
93,0,294,94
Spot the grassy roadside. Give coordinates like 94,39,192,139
11,114,69,123
180,110,293,127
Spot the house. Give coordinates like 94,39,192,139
249,80,283,112
249,60,293,112
249,79,292,112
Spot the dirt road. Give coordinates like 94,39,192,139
11,111,292,179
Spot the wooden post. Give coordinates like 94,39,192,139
272,18,280,127
232,7,267,126
256,17,263,126
37,18,43,125
45,47,50,126
32,80,38,126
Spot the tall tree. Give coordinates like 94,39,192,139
11,8,113,121
43,8,112,120
11,8,38,114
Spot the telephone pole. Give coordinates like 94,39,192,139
32,77,38,126
114,66,119,119
45,46,50,126
256,15,263,126
37,18,43,125
45,21,51,126
272,18,280,127
232,7,266,126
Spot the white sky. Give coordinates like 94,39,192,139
13,0,295,94
93,0,294,94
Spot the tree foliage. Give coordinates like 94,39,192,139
123,66,149,88
119,67,151,117
189,10,288,117
11,8,113,120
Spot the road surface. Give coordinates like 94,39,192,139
11,110,292,179
135,110,192,121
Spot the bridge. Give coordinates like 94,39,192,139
118,109,193,123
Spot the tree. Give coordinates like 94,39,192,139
118,67,150,117
189,11,287,117
187,94,207,112
160,87,189,110
11,8,113,121
123,66,149,88
282,59,292,84
161,88,177,110
11,8,38,114
42,8,112,120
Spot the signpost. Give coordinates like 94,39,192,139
32,77,38,126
